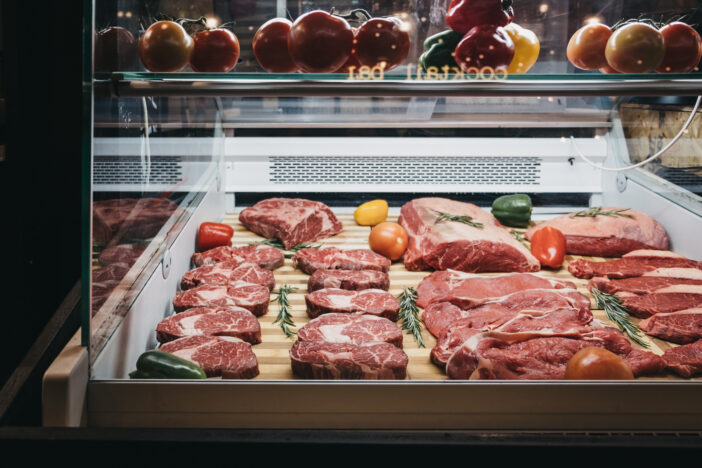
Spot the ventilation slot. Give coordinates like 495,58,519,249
94,156,183,185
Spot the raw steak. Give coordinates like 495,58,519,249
662,339,702,378
238,198,343,249
293,247,391,275
416,271,576,308
525,208,668,257
616,285,702,318
98,244,146,266
159,335,259,379
181,261,276,291
308,269,390,292
191,244,284,270
568,251,701,279
92,262,130,283
639,308,702,344
93,198,178,244
156,306,261,344
297,313,403,347
289,341,408,379
588,270,702,295
399,198,539,272
305,288,401,321
173,283,270,316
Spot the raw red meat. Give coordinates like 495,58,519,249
156,306,262,344
297,313,403,347
639,308,702,344
173,283,270,316
180,261,276,291
239,198,343,249
525,208,669,257
307,269,390,292
159,335,259,379
289,341,408,379
662,339,702,377
568,250,701,279
98,244,146,266
292,247,391,275
616,285,702,318
93,198,179,244
399,198,539,272
588,270,702,295
305,288,401,321
191,244,284,270
92,262,130,283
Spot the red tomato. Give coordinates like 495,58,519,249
565,347,634,380
605,22,665,73
656,22,702,73
189,29,240,73
197,222,234,252
530,226,566,269
253,18,299,73
288,10,354,73
138,21,194,72
454,25,515,71
354,18,410,71
368,222,408,261
446,0,514,35
567,23,612,70
599,64,620,74
95,26,138,72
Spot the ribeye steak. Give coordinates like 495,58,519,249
173,283,270,316
305,288,401,321
98,243,146,267
191,244,284,270
159,335,259,379
289,341,408,379
93,198,178,245
181,261,276,291
293,247,391,275
297,313,403,347
307,269,390,292
156,306,261,345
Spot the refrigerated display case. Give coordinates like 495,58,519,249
41,0,702,431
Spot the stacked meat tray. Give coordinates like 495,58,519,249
150,196,702,381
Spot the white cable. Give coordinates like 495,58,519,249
571,95,702,172
141,97,151,189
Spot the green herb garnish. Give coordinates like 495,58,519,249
272,285,298,338
432,210,484,229
510,229,530,248
397,287,425,348
591,288,649,348
570,207,635,219
250,238,321,258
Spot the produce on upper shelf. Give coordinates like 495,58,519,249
292,247,391,275
160,335,259,379
191,244,284,269
95,26,138,72
253,18,299,73
566,23,612,70
353,199,389,226
196,221,233,252
368,222,408,261
491,193,532,228
605,22,665,74
564,347,635,380
529,226,566,269
307,269,390,292
306,288,401,321
656,22,702,73
138,20,194,72
503,23,540,74
189,27,240,72
353,16,410,71
418,29,462,71
129,349,207,379
287,10,355,73
446,0,514,35
454,24,514,71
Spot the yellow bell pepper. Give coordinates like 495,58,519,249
504,23,540,74
353,199,389,226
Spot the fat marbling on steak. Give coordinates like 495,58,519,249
639,308,702,344
181,261,276,291
305,288,401,321
191,244,284,270
289,341,408,379
293,247,391,275
399,198,539,272
307,269,390,292
297,313,403,348
156,306,261,345
159,335,259,379
661,339,702,378
569,250,701,279
238,198,343,250
173,283,270,316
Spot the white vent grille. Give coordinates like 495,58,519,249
94,156,183,185
269,156,541,185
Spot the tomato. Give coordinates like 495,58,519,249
530,226,566,269
368,222,408,261
504,23,540,74
354,199,389,226
189,29,240,72
454,25,515,72
566,23,612,70
564,347,634,380
95,26,138,72
656,22,702,73
253,18,299,73
446,0,514,35
138,21,194,72
599,64,620,74
197,222,234,252
288,10,354,73
354,18,410,71
605,22,665,73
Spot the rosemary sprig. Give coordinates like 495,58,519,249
272,285,298,338
570,207,635,219
250,238,321,258
432,210,484,229
397,287,425,348
510,229,530,248
591,288,649,348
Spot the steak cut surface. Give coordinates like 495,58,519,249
93,198,179,245
525,209,669,257
568,252,701,279
238,198,343,249
292,247,391,275
305,288,401,320
156,306,261,345
639,308,702,344
98,244,146,266
159,335,259,379
297,313,403,347
616,285,702,318
181,261,276,291
662,339,702,378
399,198,539,272
588,271,702,295
307,269,390,292
191,244,284,270
173,283,270,316
289,341,408,379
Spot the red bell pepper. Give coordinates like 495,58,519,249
197,222,234,252
530,226,566,269
446,0,514,35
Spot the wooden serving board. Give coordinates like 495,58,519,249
223,212,690,381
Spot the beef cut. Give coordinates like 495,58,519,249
639,308,702,344
588,270,702,295
616,285,702,318
239,198,343,249
297,313,403,347
173,283,270,316
191,244,284,270
289,341,408,379
93,198,178,244
159,335,259,379
525,208,669,257
416,271,576,308
568,250,701,279
307,269,390,292
181,261,276,291
399,198,539,272
662,339,702,378
305,288,401,321
293,247,391,275
91,263,130,314
156,306,261,345
98,244,146,267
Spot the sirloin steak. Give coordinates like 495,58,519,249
568,250,701,279
293,247,391,275
173,283,270,316
616,285,702,318
307,269,390,292
661,339,702,378
156,306,261,345
305,288,401,321
239,198,343,250
639,308,702,344
181,261,276,291
588,269,702,295
289,341,408,379
297,313,403,347
191,244,284,270
399,198,539,272
159,335,259,379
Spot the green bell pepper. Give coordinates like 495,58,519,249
129,349,207,379
419,30,463,71
491,194,533,228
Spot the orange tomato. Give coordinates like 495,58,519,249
564,347,634,380
368,222,408,261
